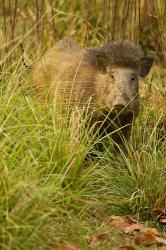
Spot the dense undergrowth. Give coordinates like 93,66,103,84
0,1,166,249
0,62,166,249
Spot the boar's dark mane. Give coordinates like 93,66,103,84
87,41,143,70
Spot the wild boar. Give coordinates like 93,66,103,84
32,38,154,148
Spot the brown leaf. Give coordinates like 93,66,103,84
49,240,80,250
125,224,160,235
159,216,166,225
145,227,160,236
106,216,159,236
135,234,158,246
86,233,109,248
119,246,136,250
135,235,166,247
155,236,166,246
153,208,166,217
106,216,137,230
153,208,166,225
124,223,145,234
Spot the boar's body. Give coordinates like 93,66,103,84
33,38,154,144
33,39,97,108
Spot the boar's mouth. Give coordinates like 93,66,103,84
97,104,135,124
110,104,135,119
113,104,130,111
89,105,135,141
100,105,135,132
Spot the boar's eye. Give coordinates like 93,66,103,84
110,73,114,81
131,74,136,81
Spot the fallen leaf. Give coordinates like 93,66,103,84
153,208,166,217
49,240,80,250
135,235,166,247
154,208,166,225
145,227,160,236
135,234,157,247
119,246,136,250
155,236,166,246
86,233,109,248
159,216,166,225
106,216,159,236
106,216,137,230
124,223,145,234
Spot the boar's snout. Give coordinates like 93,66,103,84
113,104,126,110
106,67,140,113
113,93,131,110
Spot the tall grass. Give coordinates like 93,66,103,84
0,1,166,249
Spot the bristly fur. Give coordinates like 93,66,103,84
87,41,143,70
32,38,154,149
56,38,143,70
55,37,81,53
103,41,143,68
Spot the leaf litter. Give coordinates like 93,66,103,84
49,240,80,250
104,215,166,248
105,215,159,235
154,207,166,225
86,233,109,248
49,215,166,249
119,246,136,250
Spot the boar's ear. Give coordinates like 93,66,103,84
89,48,108,73
95,51,108,73
139,56,154,77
